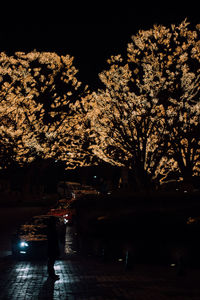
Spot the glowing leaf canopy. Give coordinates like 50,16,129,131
0,51,90,168
86,20,200,186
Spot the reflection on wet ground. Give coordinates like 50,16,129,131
65,225,77,255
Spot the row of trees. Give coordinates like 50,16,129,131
0,20,200,190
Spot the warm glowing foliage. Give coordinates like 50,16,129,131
87,62,167,188
127,19,200,181
87,20,200,186
0,20,200,187
0,51,90,168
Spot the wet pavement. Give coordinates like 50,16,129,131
1,254,200,299
1,208,200,299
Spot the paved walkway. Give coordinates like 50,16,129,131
0,255,200,299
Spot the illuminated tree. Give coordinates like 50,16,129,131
87,58,167,189
127,19,200,182
0,51,91,169
0,52,45,167
87,20,200,188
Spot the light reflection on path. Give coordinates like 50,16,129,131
65,225,77,254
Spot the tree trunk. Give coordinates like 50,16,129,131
131,164,154,192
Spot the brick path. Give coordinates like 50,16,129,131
0,255,200,299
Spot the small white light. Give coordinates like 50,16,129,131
64,214,68,217
20,251,26,254
170,263,176,267
20,242,29,247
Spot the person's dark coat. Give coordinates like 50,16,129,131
47,217,60,259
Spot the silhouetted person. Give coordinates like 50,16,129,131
47,216,60,280
177,256,185,276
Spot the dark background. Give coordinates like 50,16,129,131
0,4,199,88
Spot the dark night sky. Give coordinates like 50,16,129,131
0,4,199,88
